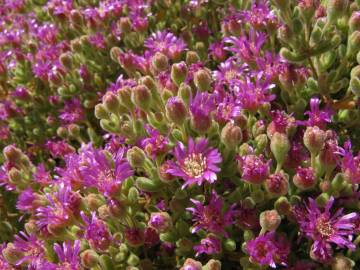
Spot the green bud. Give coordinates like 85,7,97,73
81,249,99,268
68,124,80,138
193,69,212,92
243,197,256,209
70,9,83,26
99,254,115,270
327,0,349,23
132,85,152,111
127,253,140,266
203,259,221,270
159,231,178,242
3,145,23,163
57,126,68,138
103,92,121,114
95,104,109,119
243,230,254,242
186,51,200,65
127,146,146,168
270,132,290,169
221,122,242,148
259,210,281,232
136,177,161,192
178,83,191,106
280,48,306,62
316,193,330,207
117,86,134,110
274,196,291,215
2,243,22,264
84,194,105,211
118,17,132,34
128,187,139,203
331,255,354,270
303,126,326,155
331,173,346,191
349,12,360,33
224,238,236,252
152,52,168,72
59,52,73,69
176,238,193,252
347,31,360,59
171,62,187,86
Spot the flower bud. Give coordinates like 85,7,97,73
327,0,349,23
186,51,200,65
347,31,360,59
110,47,122,63
270,132,290,170
3,145,22,163
293,167,316,190
265,172,289,196
118,17,132,34
165,97,187,125
171,62,187,86
331,255,354,270
136,177,161,192
94,104,109,119
125,227,145,248
132,85,152,111
85,194,104,211
127,146,146,168
349,12,360,33
303,126,326,155
194,69,212,92
117,86,134,110
180,258,202,270
2,243,22,264
259,210,281,232
221,122,242,149
103,92,120,114
81,249,100,268
158,161,176,183
274,196,291,215
70,9,83,26
203,259,221,270
59,52,73,69
127,253,140,266
148,212,172,233
190,113,212,134
152,52,168,72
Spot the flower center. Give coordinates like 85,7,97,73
183,153,206,178
316,216,334,237
225,70,236,81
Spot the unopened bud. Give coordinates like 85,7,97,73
127,147,146,168
152,52,168,72
81,249,99,268
180,258,202,270
270,132,290,170
110,47,122,63
148,212,172,233
349,12,360,33
131,85,152,111
171,62,187,86
293,167,316,190
70,9,83,26
203,259,221,270
68,124,80,138
2,243,22,264
178,83,191,106
125,227,144,248
159,161,176,183
221,122,242,148
274,196,291,215
59,52,73,69
193,69,212,92
331,255,354,270
94,104,109,119
327,0,349,23
85,194,104,211
347,31,360,59
259,210,281,232
303,126,326,154
118,17,132,34
103,92,120,114
265,172,289,196
3,145,22,163
165,97,187,125
186,51,200,65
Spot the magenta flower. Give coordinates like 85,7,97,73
53,240,81,269
88,33,106,49
59,98,85,124
246,232,290,268
186,191,235,236
144,30,186,59
189,92,216,133
233,72,276,112
16,189,38,212
36,184,81,232
214,94,241,125
45,140,75,158
294,197,357,263
81,211,112,252
267,110,296,138
237,154,270,184
243,1,278,29
194,234,222,257
13,232,46,268
304,97,332,129
79,145,133,197
224,30,267,63
166,137,222,188
338,141,360,184
33,164,52,186
141,125,169,159
213,57,245,86
209,40,227,62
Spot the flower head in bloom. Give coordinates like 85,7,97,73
214,93,241,125
294,197,357,263
33,164,52,186
88,33,106,49
304,97,332,129
13,232,46,267
166,137,222,188
237,154,270,184
81,211,112,252
36,183,81,232
233,72,275,112
59,98,85,124
224,30,267,63
246,232,290,268
45,140,75,158
141,125,169,159
189,92,216,133
209,40,227,62
213,57,245,86
338,141,360,184
144,30,186,59
16,189,38,213
193,234,222,257
186,191,235,235
267,110,296,138
243,1,278,29
53,240,81,269
80,145,133,197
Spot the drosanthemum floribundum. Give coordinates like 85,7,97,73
166,137,222,188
